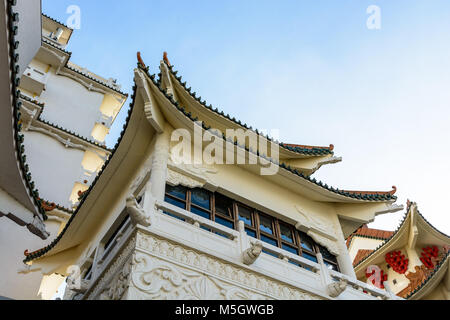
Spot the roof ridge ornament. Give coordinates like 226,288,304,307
137,51,147,69
163,51,171,67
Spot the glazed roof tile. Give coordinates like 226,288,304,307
42,13,73,31
346,224,395,248
7,0,47,219
353,249,375,266
148,56,398,203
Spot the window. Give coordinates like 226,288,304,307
163,184,339,271
104,214,131,251
83,265,93,281
319,245,339,271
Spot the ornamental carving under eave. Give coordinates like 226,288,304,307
295,205,340,255
129,252,293,300
166,168,205,189
134,231,322,300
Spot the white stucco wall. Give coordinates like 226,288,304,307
14,0,41,76
23,131,85,206
38,68,104,139
348,237,385,262
0,189,62,300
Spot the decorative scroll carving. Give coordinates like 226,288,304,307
40,46,66,64
99,258,133,300
134,231,322,300
129,253,268,300
310,156,343,175
294,206,339,255
242,241,262,265
167,169,205,189
86,236,137,300
167,149,218,190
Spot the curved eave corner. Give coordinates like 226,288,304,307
1,0,50,239
161,53,335,158
138,52,398,205
354,200,450,272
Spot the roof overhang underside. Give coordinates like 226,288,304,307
0,0,42,221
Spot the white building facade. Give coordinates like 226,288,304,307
21,54,405,300
0,1,126,300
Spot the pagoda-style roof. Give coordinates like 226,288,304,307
353,201,450,299
0,0,49,239
164,61,335,159
146,56,398,203
23,83,138,263
23,53,401,263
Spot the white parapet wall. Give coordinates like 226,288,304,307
65,200,400,300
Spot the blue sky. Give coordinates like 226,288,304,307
43,0,450,234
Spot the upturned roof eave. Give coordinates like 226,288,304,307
144,63,398,204
165,62,335,159
354,202,450,273
0,0,49,231
23,77,139,263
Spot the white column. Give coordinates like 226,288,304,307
149,130,171,202
336,239,357,279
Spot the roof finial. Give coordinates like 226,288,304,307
163,51,171,67
390,186,397,195
137,52,146,69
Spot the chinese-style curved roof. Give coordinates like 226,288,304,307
353,200,450,269
42,37,72,56
65,64,128,97
404,252,449,299
23,52,398,263
5,0,48,222
42,13,73,31
149,55,398,203
346,224,395,248
19,94,112,152
38,198,74,214
23,75,136,263
164,59,334,157
353,249,375,266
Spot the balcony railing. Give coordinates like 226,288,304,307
74,199,401,300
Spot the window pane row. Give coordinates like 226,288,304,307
164,184,339,271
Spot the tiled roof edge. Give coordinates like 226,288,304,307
143,61,397,203
23,77,136,263
163,60,334,157
8,0,48,220
65,65,128,97
42,13,73,31
405,252,449,299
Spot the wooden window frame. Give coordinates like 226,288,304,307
164,184,339,271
